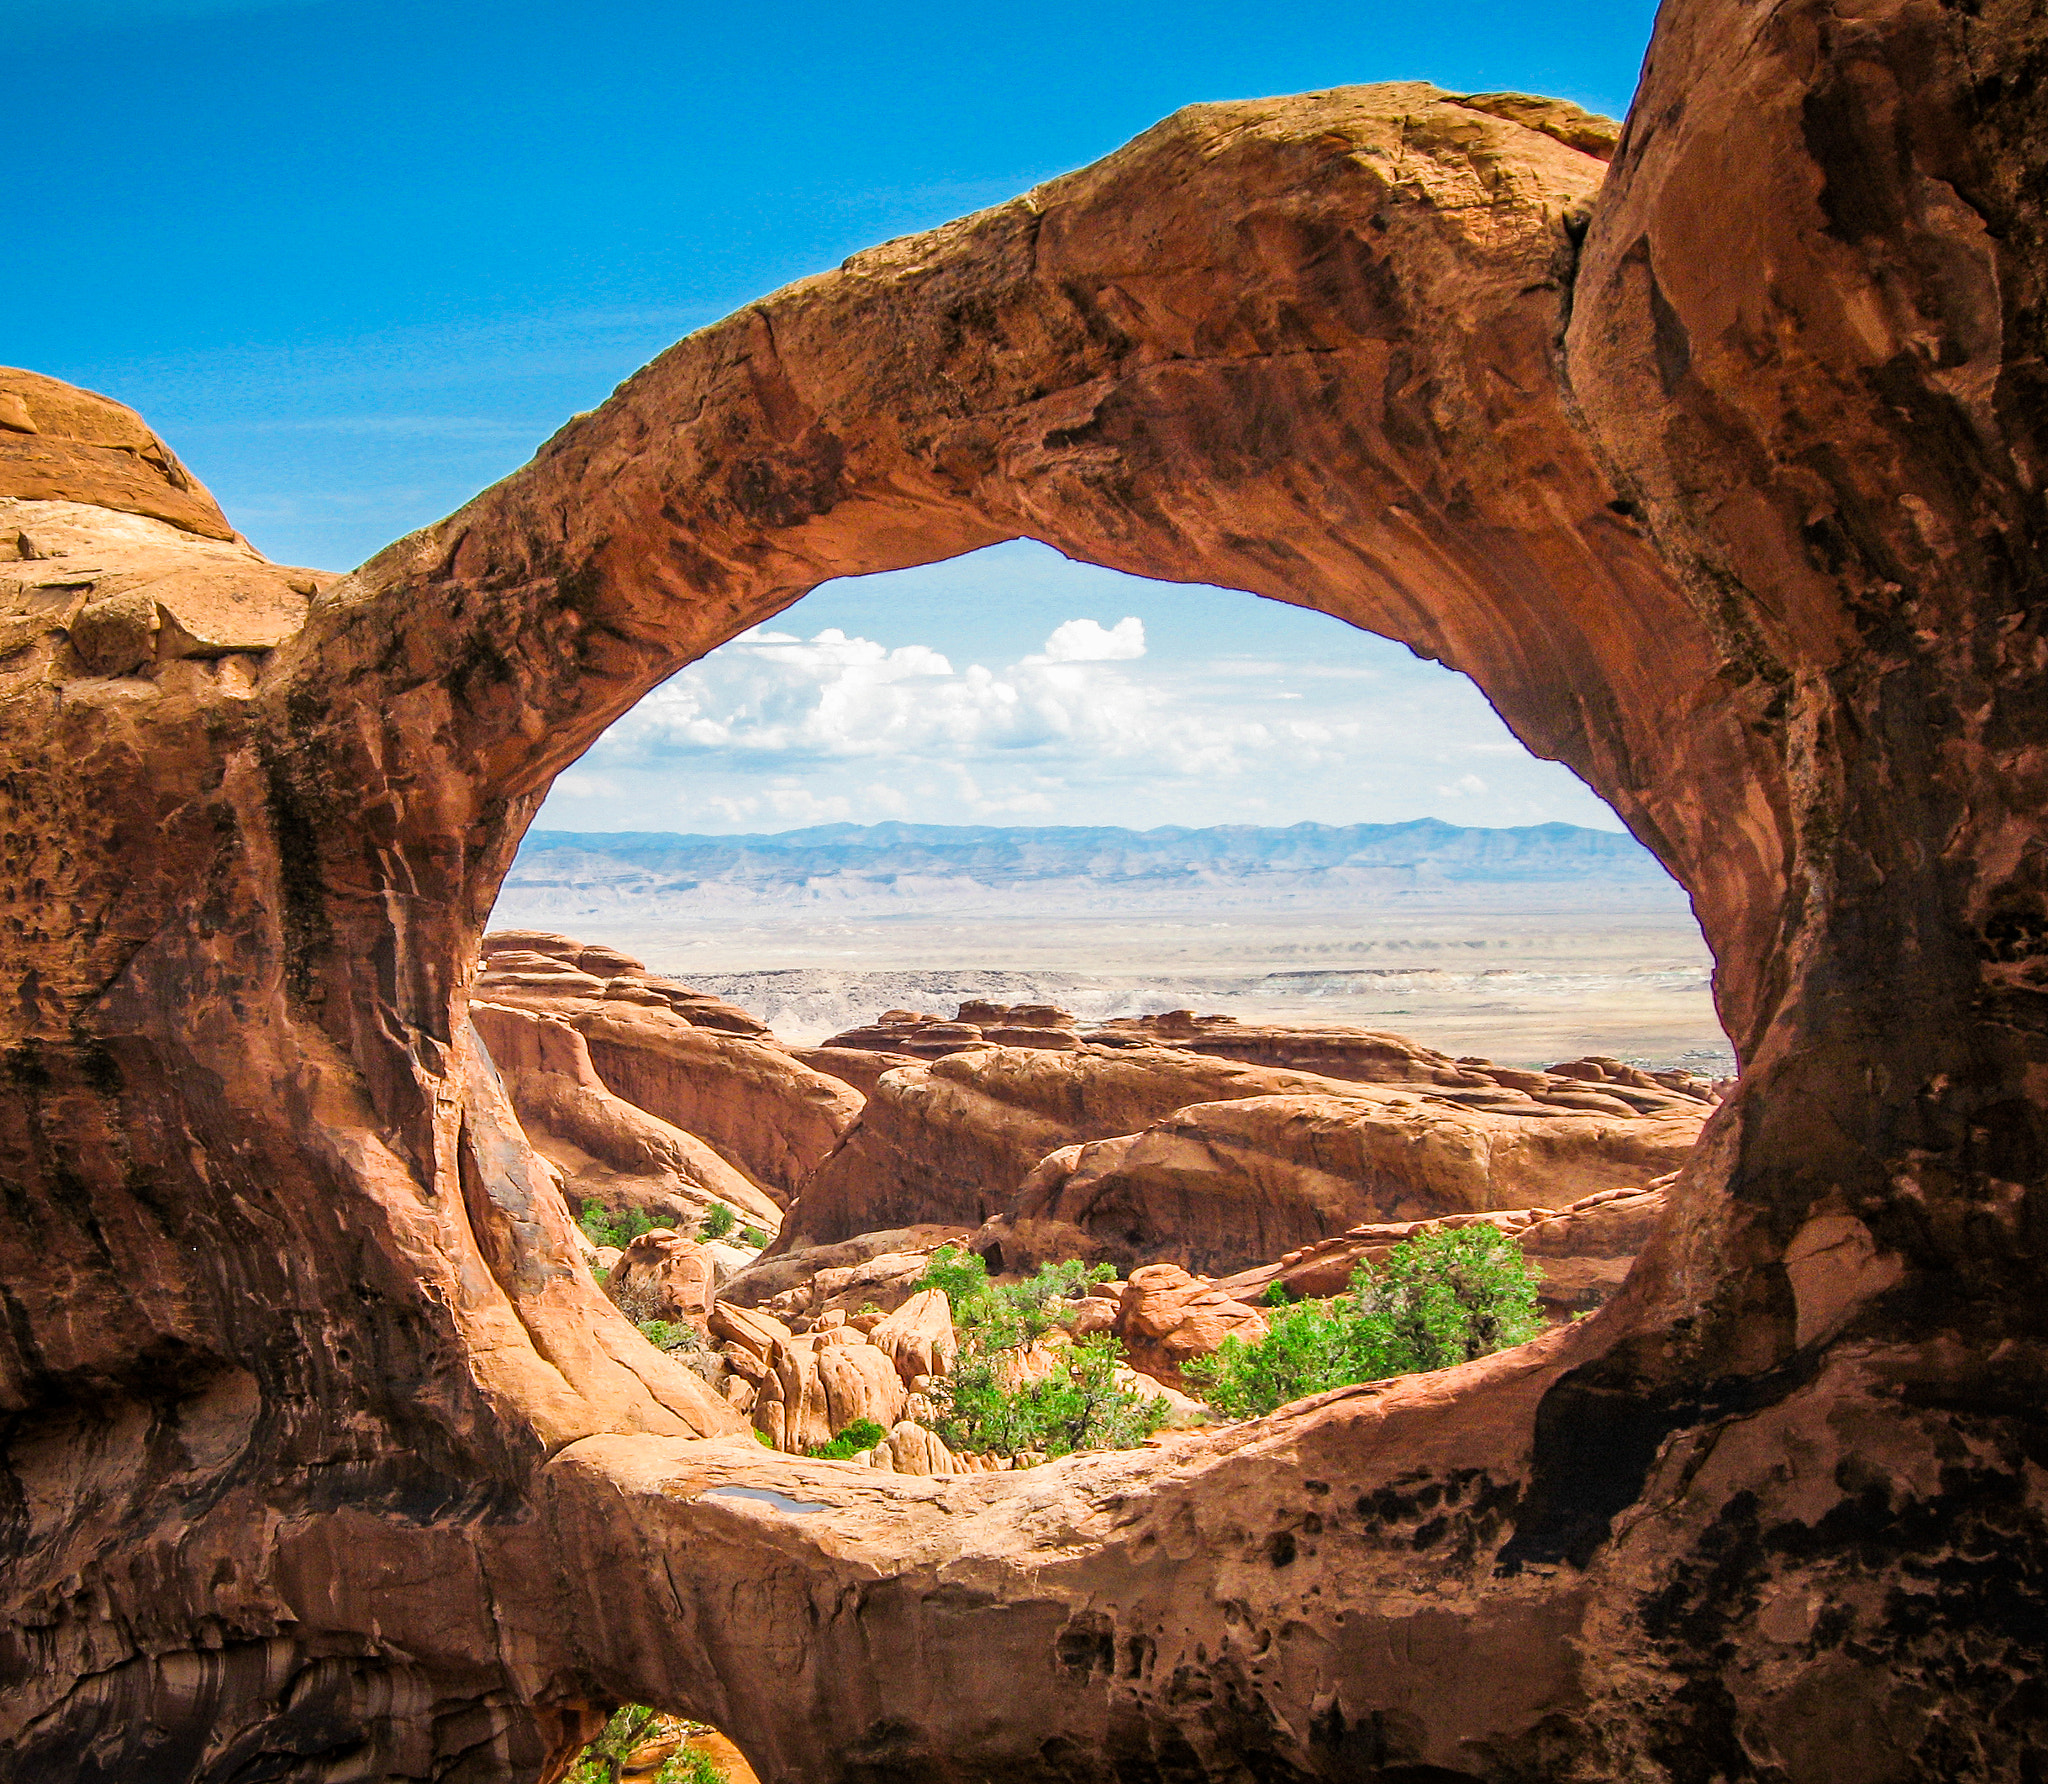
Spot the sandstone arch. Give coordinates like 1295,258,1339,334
3,1,2045,1777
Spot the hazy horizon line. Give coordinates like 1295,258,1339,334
520,815,1647,844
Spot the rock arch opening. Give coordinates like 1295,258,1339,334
5,25,2047,1780
505,538,1724,1066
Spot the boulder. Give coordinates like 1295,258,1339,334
714,1226,974,1314
1110,1363,1207,1429
707,1302,795,1369
801,1250,936,1320
752,1338,830,1455
1112,1264,1271,1388
697,1238,758,1285
705,1299,908,1451
0,486,333,691
605,1231,719,1329
883,1421,961,1477
1069,1297,1117,1338
0,365,240,539
813,1340,910,1434
867,1288,959,1385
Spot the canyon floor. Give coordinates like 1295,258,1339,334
491,821,1728,1070
506,894,1724,1071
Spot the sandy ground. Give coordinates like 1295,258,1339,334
545,892,1732,1073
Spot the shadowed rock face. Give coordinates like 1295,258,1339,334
3,17,2046,1781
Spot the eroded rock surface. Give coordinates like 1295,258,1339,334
606,1230,721,1330
714,1224,976,1316
786,1038,1702,1265
5,25,2047,1782
835,1000,1717,1113
480,930,772,1036
477,931,861,1203
471,996,784,1231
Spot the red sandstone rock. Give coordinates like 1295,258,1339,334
0,365,240,540
814,1341,911,1434
1212,1180,1672,1319
1112,1265,1271,1388
5,31,2046,1779
786,1044,922,1097
481,930,772,1035
976,1086,1699,1277
476,932,862,1201
867,1288,959,1385
882,1420,961,1476
821,1000,1088,1058
714,1225,975,1316
606,1230,720,1329
826,1002,1714,1116
797,1250,936,1320
708,1302,794,1368
573,1005,858,1206
787,1035,1702,1266
471,998,783,1230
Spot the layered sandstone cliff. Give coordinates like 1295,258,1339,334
782,1033,1703,1265
471,930,862,1216
4,20,2046,1780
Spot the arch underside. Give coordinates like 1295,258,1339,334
3,5,2048,1778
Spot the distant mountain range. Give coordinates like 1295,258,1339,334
497,819,1675,925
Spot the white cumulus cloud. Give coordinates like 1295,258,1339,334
538,584,1631,836
590,620,1264,778
1033,616,1145,662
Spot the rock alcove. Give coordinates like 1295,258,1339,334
4,4,2047,1779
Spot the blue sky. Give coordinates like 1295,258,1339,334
11,0,1658,834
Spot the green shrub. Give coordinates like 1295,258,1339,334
739,1225,768,1248
912,1249,1152,1456
561,1707,727,1784
1185,1225,1545,1419
915,1248,1116,1347
697,1202,737,1241
807,1417,887,1460
579,1199,654,1251
936,1333,1167,1457
916,1243,992,1307
636,1319,698,1352
753,1428,773,1447
564,1706,655,1784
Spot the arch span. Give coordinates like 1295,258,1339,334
3,9,2046,1779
